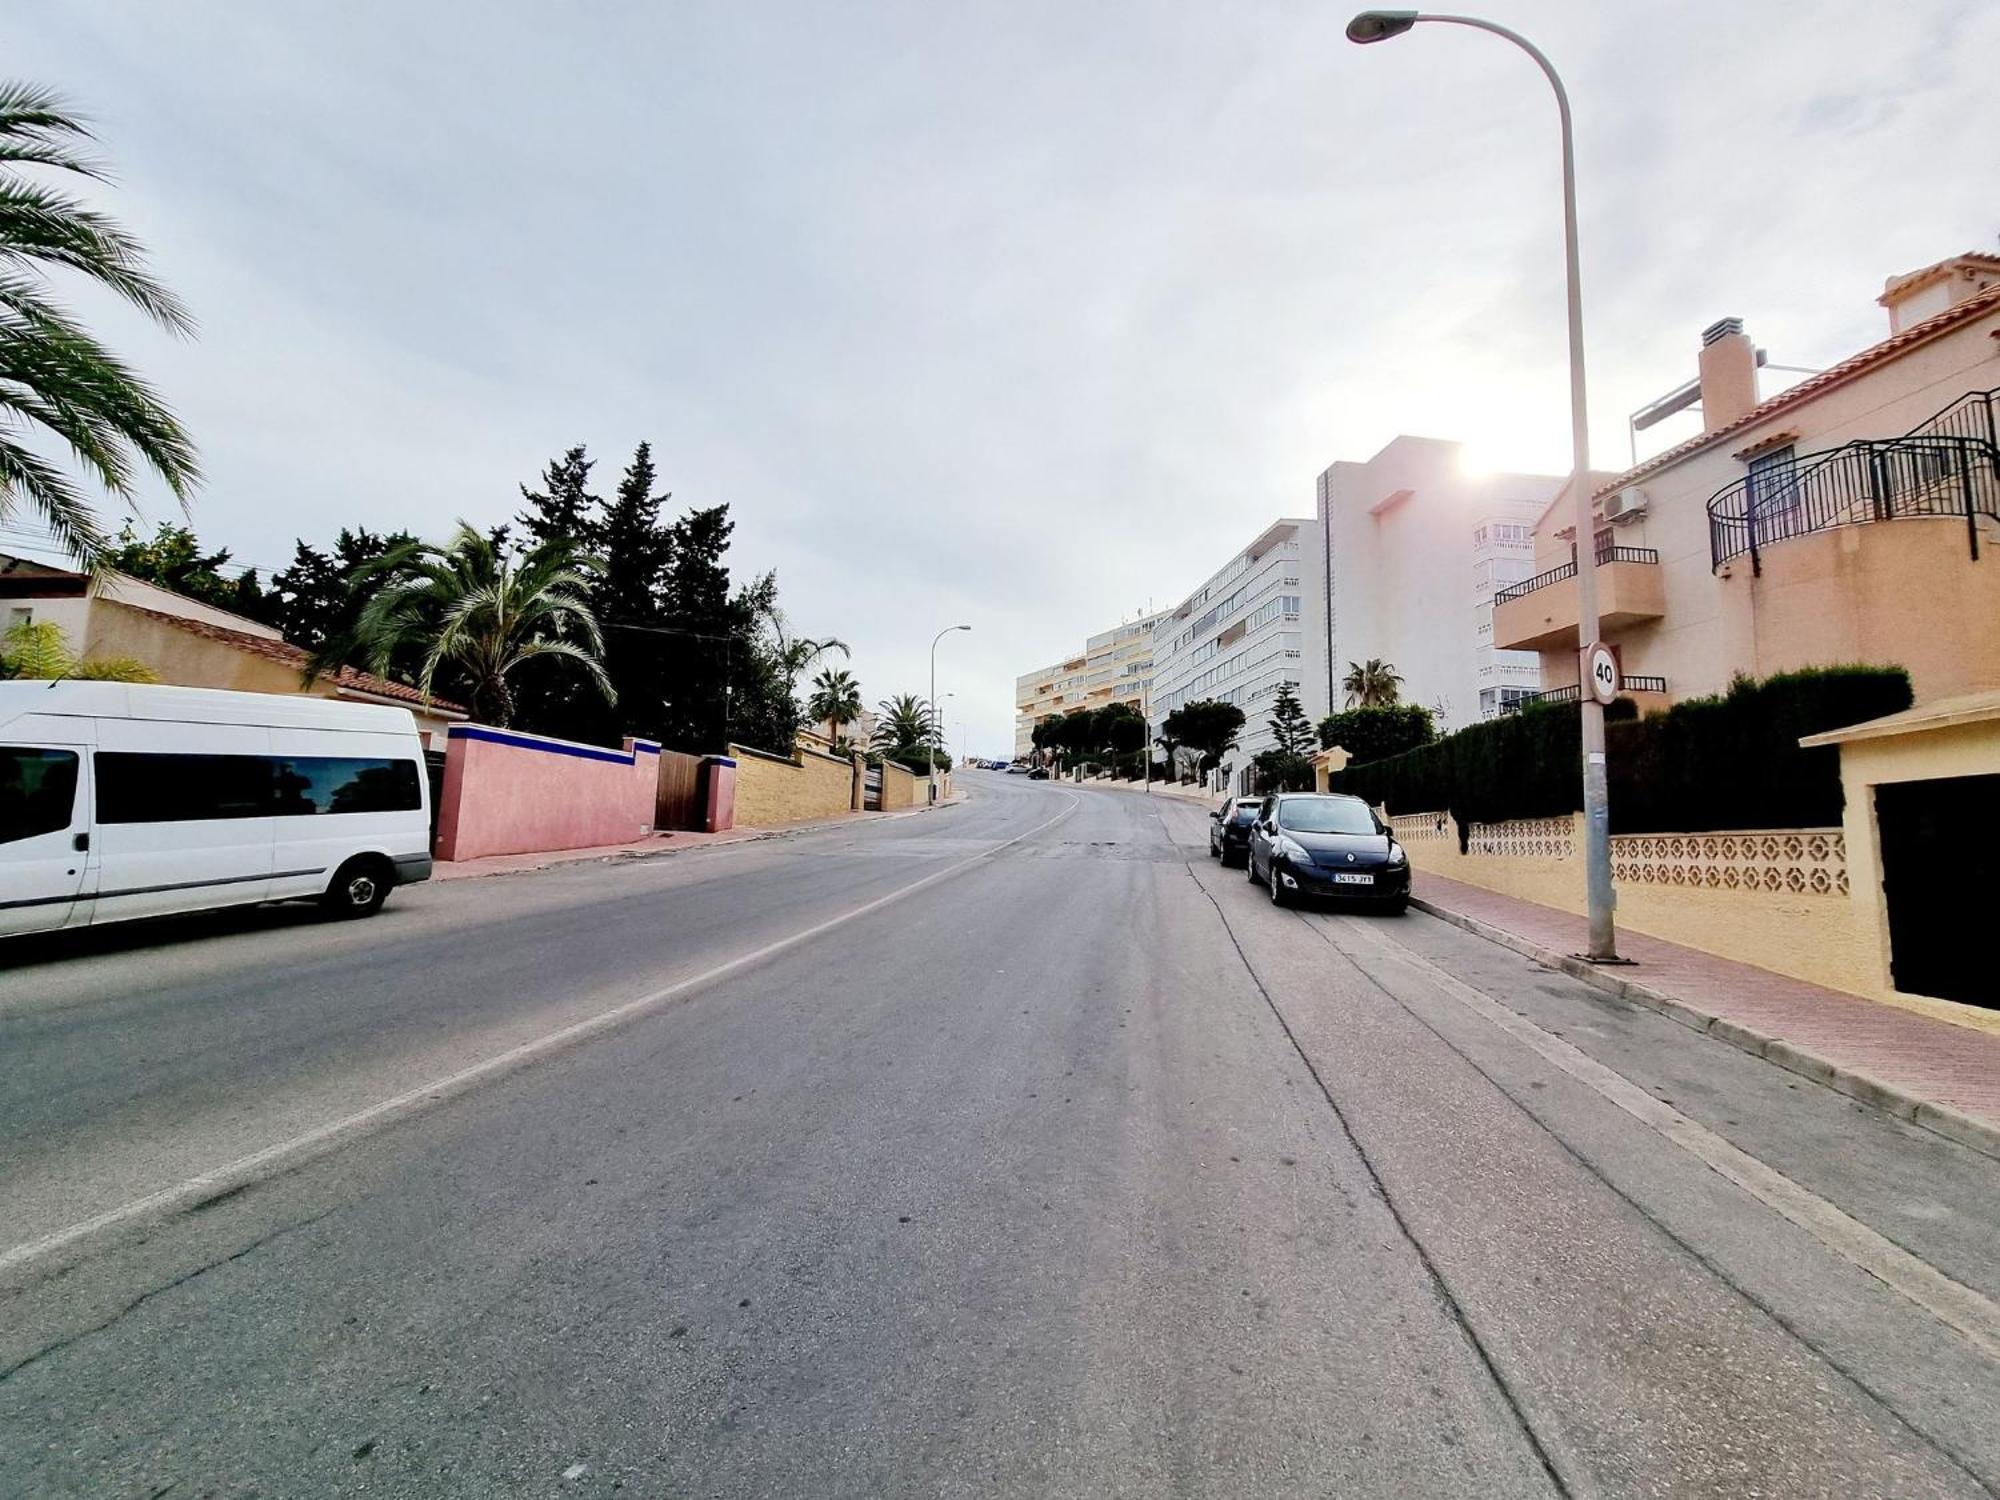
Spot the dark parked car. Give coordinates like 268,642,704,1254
1245,792,1409,912
1028,766,1048,780
1207,796,1263,867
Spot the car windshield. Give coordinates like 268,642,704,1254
1277,797,1377,835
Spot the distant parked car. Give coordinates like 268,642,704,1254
1245,792,1408,912
1006,763,1030,775
1028,767,1048,780
1207,797,1262,867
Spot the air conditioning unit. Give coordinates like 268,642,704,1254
1603,486,1649,523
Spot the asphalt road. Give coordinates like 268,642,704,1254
4,773,2000,1497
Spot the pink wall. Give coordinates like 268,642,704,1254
702,756,737,832
434,725,661,861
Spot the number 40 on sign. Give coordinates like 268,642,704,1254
1584,641,1621,705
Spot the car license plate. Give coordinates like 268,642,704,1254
1332,872,1373,886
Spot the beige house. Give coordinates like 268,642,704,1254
0,556,465,742
1495,251,2000,710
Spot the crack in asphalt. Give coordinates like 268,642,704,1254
0,1205,340,1386
1285,897,2000,1500
1145,799,1573,1499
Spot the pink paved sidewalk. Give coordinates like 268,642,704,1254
1413,871,2000,1154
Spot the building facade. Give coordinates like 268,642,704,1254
1315,436,1563,733
1149,518,1325,794
1493,251,2000,712
1013,612,1163,760
0,557,466,742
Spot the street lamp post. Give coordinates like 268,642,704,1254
929,624,971,806
1347,9,1618,961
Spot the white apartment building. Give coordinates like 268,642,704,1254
1149,518,1327,794
1315,435,1561,731
1470,516,1543,717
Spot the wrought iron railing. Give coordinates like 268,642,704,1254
1507,673,1668,712
1493,532,1661,606
1706,432,2000,572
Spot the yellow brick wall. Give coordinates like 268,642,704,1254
1397,811,1982,1030
880,761,920,811
730,744,856,826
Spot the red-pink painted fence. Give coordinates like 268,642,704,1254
433,724,661,862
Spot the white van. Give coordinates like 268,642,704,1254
0,681,433,938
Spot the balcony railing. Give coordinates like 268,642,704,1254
1493,532,1662,606
1706,431,2000,573
1505,675,1668,712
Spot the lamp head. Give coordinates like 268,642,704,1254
1346,10,1419,43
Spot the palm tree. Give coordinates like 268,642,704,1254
806,666,862,750
872,692,935,754
1343,658,1404,709
761,603,849,700
330,522,612,727
0,83,199,567
0,618,154,681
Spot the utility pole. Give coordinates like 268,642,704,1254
1348,9,1618,959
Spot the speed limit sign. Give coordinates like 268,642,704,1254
1584,642,1621,705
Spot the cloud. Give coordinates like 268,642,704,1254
14,0,1997,757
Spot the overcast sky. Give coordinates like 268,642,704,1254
15,1,1999,757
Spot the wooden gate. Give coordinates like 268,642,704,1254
863,764,883,811
655,748,706,831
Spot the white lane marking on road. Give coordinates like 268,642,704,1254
0,791,1079,1282
1323,913,2000,1363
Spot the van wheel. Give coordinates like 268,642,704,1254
324,856,392,918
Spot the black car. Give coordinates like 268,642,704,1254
1207,797,1263,867
1245,792,1409,912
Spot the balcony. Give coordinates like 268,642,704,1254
1706,428,1999,574
1492,536,1665,651
1508,675,1671,715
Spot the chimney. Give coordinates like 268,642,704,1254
1697,317,1758,433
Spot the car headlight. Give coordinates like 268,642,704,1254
1275,836,1309,863
1387,844,1407,867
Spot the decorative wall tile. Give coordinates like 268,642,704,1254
1608,828,1847,896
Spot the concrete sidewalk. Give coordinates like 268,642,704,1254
1411,871,2000,1161
434,794,967,882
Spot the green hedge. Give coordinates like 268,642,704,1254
1317,704,1436,764
1331,666,1911,836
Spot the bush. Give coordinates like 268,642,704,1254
1606,665,1910,833
1318,705,1436,764
1252,749,1315,792
1331,665,1910,837
886,748,952,777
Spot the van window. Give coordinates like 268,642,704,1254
96,752,421,824
0,748,79,843
273,758,422,815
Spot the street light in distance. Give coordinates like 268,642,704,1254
929,624,971,807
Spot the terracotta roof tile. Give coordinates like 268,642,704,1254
116,603,466,714
1878,251,2000,305
1593,280,2000,502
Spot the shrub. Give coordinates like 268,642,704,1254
887,748,952,777
1318,705,1436,764
1606,665,1910,833
1331,665,1910,837
1252,749,1315,792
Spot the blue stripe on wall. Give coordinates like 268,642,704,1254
449,725,657,766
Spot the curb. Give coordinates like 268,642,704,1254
1409,895,2000,1165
